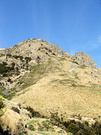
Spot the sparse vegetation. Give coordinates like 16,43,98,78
7,78,12,83
0,96,5,116
74,73,79,80
27,120,39,125
16,120,28,134
25,56,31,64
71,60,79,65
5,91,16,100
0,62,14,74
80,65,87,68
28,124,35,131
13,55,23,61
59,57,66,61
71,84,77,87
38,120,55,132
0,96,5,109
21,63,47,89
49,111,101,135
59,79,75,85
25,106,41,117
7,54,12,57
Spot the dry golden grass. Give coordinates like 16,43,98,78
0,108,26,134
11,57,101,119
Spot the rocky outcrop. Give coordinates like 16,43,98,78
0,39,98,70
2,38,69,61
73,51,98,69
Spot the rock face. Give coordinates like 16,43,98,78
1,38,69,61
0,39,98,70
73,51,98,69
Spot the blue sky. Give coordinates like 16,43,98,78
0,0,101,68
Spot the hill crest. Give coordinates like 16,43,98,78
0,38,98,69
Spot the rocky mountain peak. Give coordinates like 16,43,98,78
73,51,98,69
0,39,98,70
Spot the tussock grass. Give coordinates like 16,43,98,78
11,57,101,119
79,65,87,68
0,108,25,134
58,57,67,61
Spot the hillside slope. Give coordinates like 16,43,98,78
11,57,101,118
0,38,100,118
0,38,101,134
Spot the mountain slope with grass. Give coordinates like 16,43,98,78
0,38,101,134
11,57,101,118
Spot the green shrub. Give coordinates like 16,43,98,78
92,121,101,134
0,62,15,74
28,125,35,131
76,129,85,135
2,62,7,66
0,108,4,116
25,106,41,117
71,84,77,87
50,112,60,122
80,65,86,68
3,73,8,77
16,121,27,134
5,92,16,100
38,121,55,132
0,96,4,108
19,56,23,61
7,54,11,57
0,96,5,116
25,57,31,64
7,78,12,83
71,60,79,65
68,123,79,134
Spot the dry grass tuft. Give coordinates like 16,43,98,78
0,108,26,134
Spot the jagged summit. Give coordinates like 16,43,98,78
0,38,98,69
0,38,69,61
73,51,98,69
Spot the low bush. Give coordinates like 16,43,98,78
0,96,5,116
72,60,79,65
25,106,41,117
7,78,12,83
11,107,20,113
0,62,15,75
7,54,12,57
28,125,35,131
25,57,31,64
49,111,101,134
0,96,4,108
68,123,79,134
16,121,28,134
